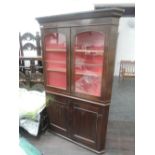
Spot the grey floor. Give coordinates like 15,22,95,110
21,77,135,155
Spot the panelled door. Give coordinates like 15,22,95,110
69,99,100,149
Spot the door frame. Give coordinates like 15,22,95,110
42,28,71,95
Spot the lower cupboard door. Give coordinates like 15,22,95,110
47,100,68,136
71,103,99,149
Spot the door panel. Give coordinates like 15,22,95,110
47,96,68,136
71,26,107,101
42,28,70,94
70,100,100,148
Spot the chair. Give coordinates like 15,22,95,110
119,60,135,80
19,32,43,86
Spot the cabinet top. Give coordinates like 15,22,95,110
36,8,124,25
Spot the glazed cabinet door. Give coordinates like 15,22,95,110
42,28,70,94
71,26,108,101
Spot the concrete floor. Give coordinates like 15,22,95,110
20,77,135,155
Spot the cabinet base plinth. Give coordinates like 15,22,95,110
48,129,106,154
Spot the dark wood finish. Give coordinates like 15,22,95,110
71,24,118,103
39,18,120,29
36,8,124,24
70,99,100,149
94,4,135,17
37,9,123,153
47,95,69,136
46,93,110,152
103,25,119,101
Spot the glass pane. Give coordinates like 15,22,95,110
74,31,104,97
44,33,67,90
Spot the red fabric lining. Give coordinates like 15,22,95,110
46,72,66,89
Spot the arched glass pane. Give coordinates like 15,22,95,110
44,33,67,90
74,31,104,96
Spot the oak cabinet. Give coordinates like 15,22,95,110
36,8,123,153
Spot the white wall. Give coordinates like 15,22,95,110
114,17,135,76
18,0,134,33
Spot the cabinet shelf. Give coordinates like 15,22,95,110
76,71,101,77
46,48,66,52
46,84,66,90
75,49,104,55
76,63,103,67
45,60,66,64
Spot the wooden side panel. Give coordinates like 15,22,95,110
103,25,119,101
96,106,110,151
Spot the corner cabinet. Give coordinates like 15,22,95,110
36,9,124,153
